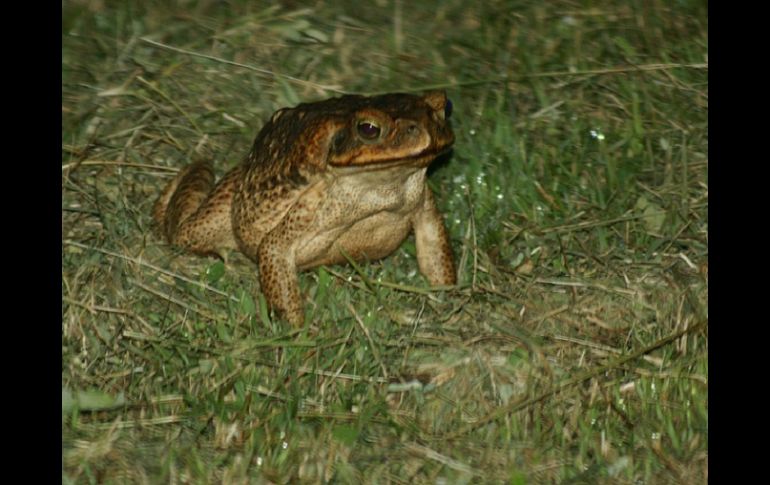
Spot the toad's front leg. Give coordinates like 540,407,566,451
249,184,326,326
412,187,456,286
257,228,305,326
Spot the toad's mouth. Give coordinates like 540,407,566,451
398,144,454,165
328,143,454,170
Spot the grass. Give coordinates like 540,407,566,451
62,0,707,483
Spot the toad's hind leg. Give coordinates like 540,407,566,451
153,162,241,256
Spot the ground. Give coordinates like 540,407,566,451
62,1,707,483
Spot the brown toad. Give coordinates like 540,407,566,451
153,91,456,325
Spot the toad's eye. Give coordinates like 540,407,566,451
357,121,381,140
444,99,453,119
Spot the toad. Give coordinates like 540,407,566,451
153,91,456,325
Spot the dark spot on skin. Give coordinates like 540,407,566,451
331,131,347,155
287,166,308,187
